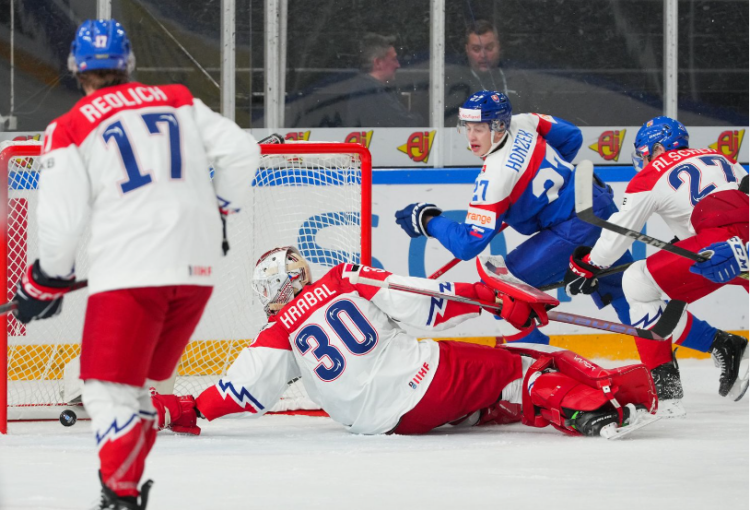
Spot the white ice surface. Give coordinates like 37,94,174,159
1,359,748,510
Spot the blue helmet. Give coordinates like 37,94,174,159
67,19,135,74
458,90,512,133
632,116,689,171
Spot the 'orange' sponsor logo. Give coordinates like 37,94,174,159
345,131,373,149
397,131,436,164
285,131,311,141
467,212,493,225
709,130,745,162
588,129,626,161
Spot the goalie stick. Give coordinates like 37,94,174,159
428,223,510,280
475,255,665,340
0,280,89,316
575,160,748,279
350,272,664,340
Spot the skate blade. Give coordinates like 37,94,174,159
728,352,749,402
601,408,661,440
656,399,687,419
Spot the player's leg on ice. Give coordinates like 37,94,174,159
623,258,749,408
81,286,212,509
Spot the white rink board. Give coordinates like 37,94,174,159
370,180,749,336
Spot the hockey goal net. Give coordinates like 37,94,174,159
0,138,371,432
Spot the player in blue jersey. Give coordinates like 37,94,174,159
395,91,633,344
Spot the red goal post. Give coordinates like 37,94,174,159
1,139,372,433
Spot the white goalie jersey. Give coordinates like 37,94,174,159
38,82,260,293
197,264,485,434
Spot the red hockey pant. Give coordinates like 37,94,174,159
393,341,521,434
80,285,213,386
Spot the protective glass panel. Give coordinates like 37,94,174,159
677,0,749,126
284,0,430,128
444,1,665,126
112,0,221,113
0,1,96,131
235,0,265,128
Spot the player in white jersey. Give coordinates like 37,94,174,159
151,247,658,439
565,116,749,414
10,19,260,509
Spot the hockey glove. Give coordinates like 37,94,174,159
12,260,75,324
564,246,602,296
690,237,749,284
151,391,202,435
395,203,442,238
473,283,547,330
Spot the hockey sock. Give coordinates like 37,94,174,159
674,312,718,353
635,337,674,371
83,381,155,498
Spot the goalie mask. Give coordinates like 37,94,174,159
252,247,312,317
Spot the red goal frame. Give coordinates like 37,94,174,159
0,140,372,434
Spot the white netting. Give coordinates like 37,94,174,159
2,139,368,419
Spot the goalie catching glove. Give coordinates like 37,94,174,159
12,260,76,324
564,246,604,296
472,283,549,330
395,203,442,238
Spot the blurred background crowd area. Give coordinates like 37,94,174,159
0,0,747,132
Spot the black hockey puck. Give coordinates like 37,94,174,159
59,409,78,427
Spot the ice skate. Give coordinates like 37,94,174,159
651,353,686,418
710,330,749,401
97,472,153,510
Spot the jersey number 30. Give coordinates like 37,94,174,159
294,300,379,382
102,112,183,194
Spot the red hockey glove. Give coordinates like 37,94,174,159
564,246,602,296
12,260,75,324
473,283,548,329
151,391,202,435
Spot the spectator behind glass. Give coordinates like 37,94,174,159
343,33,424,128
445,20,533,126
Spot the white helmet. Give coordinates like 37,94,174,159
252,246,312,317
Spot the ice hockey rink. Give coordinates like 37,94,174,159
1,360,747,510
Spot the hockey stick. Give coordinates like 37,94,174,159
0,280,88,316
538,261,635,291
351,274,663,340
575,160,706,262
259,133,285,144
575,160,748,279
429,223,510,279
475,255,664,340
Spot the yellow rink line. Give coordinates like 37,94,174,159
7,332,749,380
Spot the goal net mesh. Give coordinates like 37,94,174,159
2,139,370,420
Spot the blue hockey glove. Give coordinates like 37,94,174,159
395,203,442,238
690,237,749,284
